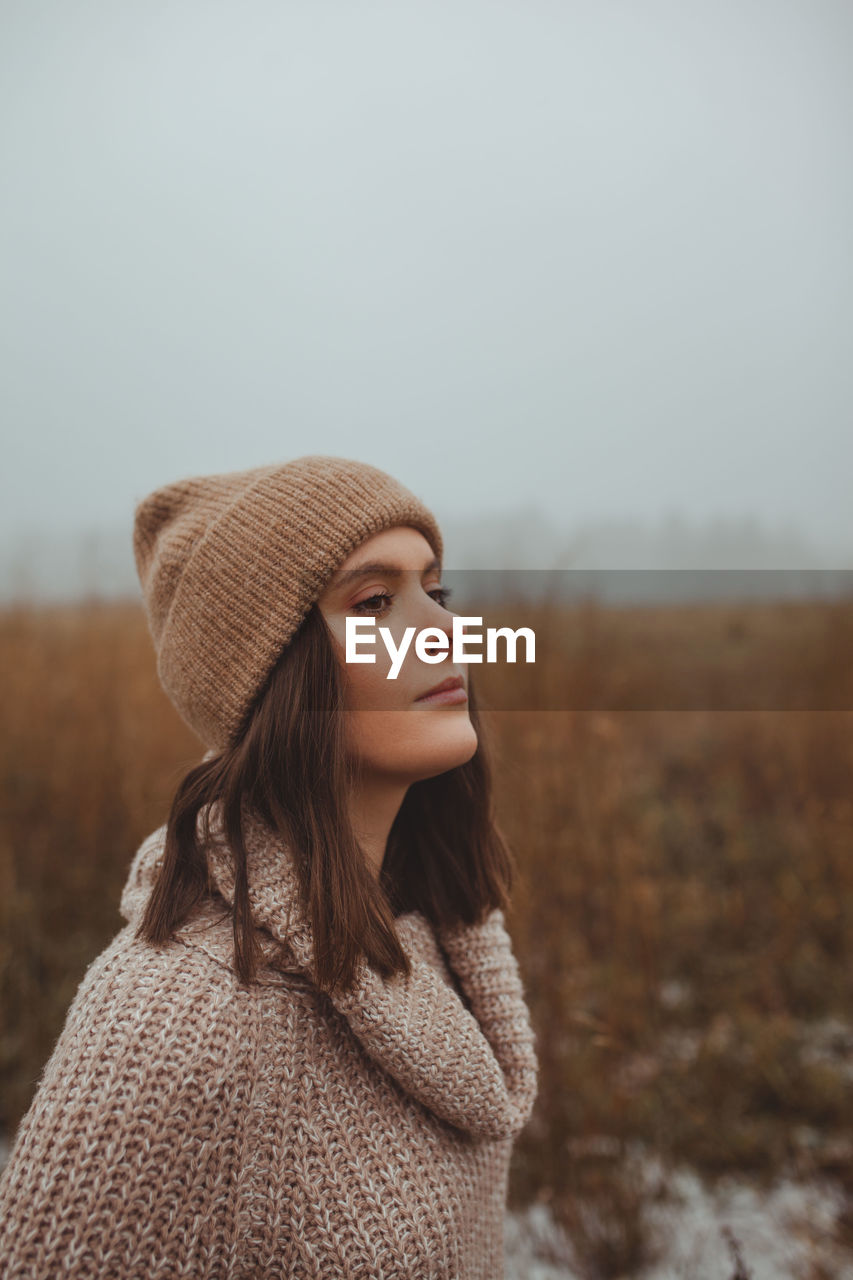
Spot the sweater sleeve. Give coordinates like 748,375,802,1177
0,926,259,1280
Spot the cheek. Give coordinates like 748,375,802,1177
342,654,403,710
340,635,419,710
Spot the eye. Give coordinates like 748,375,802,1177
352,591,394,615
428,585,453,608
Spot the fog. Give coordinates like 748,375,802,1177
2,1,852,595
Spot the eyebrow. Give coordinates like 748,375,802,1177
328,556,441,590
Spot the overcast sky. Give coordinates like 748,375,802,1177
2,0,852,562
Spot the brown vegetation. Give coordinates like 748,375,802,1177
1,596,852,1276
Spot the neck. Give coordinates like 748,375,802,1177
347,772,409,880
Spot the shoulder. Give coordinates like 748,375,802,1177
63,906,307,1070
21,925,265,1123
16,899,313,1150
0,924,270,1276
0,925,288,1256
31,902,319,1127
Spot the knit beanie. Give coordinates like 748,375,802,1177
133,455,444,750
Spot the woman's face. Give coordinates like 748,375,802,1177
317,526,479,783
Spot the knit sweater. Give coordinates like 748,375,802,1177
0,805,538,1278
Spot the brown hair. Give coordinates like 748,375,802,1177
136,604,515,993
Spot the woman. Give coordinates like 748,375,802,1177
0,455,538,1279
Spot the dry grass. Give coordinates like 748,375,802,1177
2,595,852,1277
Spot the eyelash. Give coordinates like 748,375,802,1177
351,586,453,615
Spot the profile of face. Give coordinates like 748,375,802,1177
317,526,479,785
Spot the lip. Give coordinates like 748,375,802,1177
414,674,468,705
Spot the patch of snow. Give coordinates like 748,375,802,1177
505,1151,853,1280
658,979,692,1011
505,1202,582,1280
640,1158,852,1279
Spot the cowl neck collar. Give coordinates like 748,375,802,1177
121,804,538,1141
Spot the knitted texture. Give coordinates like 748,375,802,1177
132,456,444,750
0,809,539,1278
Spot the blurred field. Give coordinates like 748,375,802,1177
2,597,852,1277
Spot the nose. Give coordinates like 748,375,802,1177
425,588,454,627
418,592,455,659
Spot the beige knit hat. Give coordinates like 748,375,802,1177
133,455,444,750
